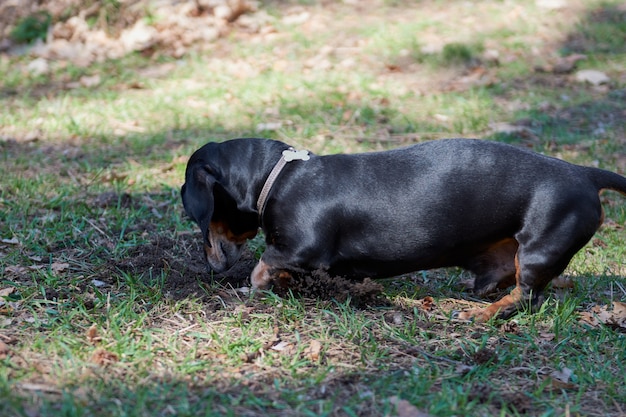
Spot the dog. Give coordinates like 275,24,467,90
181,138,626,321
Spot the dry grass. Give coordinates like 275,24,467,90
1,0,626,416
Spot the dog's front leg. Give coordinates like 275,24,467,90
250,258,293,290
251,259,273,289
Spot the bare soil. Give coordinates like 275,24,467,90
106,232,386,306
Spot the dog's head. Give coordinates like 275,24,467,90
181,156,258,273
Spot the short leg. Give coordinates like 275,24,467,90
459,253,558,322
250,258,293,290
460,206,600,322
468,238,518,295
251,259,272,289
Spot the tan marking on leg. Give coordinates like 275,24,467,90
460,253,523,322
459,286,524,322
250,259,272,289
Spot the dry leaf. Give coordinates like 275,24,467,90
389,396,433,417
80,74,101,88
551,366,573,383
304,340,322,361
613,301,626,316
256,122,282,132
90,348,119,366
0,287,15,298
1,237,19,245
51,262,70,273
579,302,626,331
86,324,100,344
236,286,251,295
0,288,14,312
270,341,292,352
0,340,9,359
419,296,435,311
455,363,475,375
551,276,574,289
4,265,28,275
91,279,107,288
549,378,577,390
18,383,61,394
500,321,520,334
548,367,576,390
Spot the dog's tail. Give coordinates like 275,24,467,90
586,166,626,196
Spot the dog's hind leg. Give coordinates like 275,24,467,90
468,238,518,295
460,201,602,322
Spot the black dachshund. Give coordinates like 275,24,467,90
182,138,626,321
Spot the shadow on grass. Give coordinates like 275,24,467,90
561,3,626,55
2,3,626,417
483,3,626,153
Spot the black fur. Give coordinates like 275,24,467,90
182,138,626,320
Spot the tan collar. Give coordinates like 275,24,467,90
257,148,310,219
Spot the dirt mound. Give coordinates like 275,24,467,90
104,233,254,300
272,269,386,306
107,234,385,305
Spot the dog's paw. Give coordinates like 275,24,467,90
458,308,493,323
250,260,272,289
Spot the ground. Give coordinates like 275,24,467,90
1,1,626,416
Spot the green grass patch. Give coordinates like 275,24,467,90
1,1,626,416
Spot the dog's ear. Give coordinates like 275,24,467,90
182,165,216,247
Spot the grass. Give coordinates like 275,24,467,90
1,0,626,416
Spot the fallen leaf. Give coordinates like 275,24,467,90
90,348,119,366
419,296,435,311
91,279,107,288
549,377,577,390
388,396,433,417
548,367,576,390
551,276,574,289
551,366,573,383
1,237,20,245
500,320,520,334
18,383,61,394
80,74,101,88
0,287,15,298
575,69,610,86
27,57,50,75
4,265,28,275
472,347,497,365
51,262,70,273
455,363,475,375
0,340,9,359
86,324,100,344
612,301,626,317
270,341,292,352
304,340,322,361
256,122,283,131
579,302,626,331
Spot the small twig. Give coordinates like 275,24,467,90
614,280,626,298
83,217,108,237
